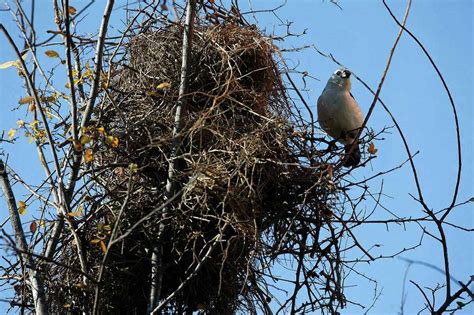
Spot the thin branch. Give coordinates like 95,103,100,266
0,160,48,315
341,0,412,172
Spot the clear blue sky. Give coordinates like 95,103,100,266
0,1,472,314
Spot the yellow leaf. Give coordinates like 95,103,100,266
45,50,60,58
84,149,93,163
99,240,107,253
80,134,91,145
106,135,119,148
68,6,77,15
90,238,101,244
16,120,25,127
30,221,38,233
0,60,17,69
46,93,59,102
38,219,46,227
368,142,378,155
19,95,35,104
96,126,106,135
156,82,171,89
63,304,71,309
8,128,16,140
128,163,138,173
29,120,39,129
18,201,27,215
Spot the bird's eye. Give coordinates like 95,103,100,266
336,70,342,76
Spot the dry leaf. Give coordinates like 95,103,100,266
16,120,25,127
96,126,106,135
30,221,38,233
84,149,93,163
368,142,378,155
107,135,119,148
68,6,77,15
8,129,16,140
18,201,27,215
80,134,91,145
67,204,83,217
19,95,35,104
156,82,171,89
45,50,60,58
99,240,107,253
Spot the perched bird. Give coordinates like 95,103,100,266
317,69,364,167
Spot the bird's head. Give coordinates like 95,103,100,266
328,68,352,91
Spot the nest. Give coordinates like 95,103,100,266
50,23,336,314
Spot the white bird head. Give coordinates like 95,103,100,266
327,68,352,91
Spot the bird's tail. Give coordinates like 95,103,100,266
344,142,361,167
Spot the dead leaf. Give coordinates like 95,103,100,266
156,82,171,89
18,96,35,104
80,134,91,145
68,6,77,15
8,129,16,140
67,210,83,217
96,126,106,135
368,142,378,155
106,135,119,148
18,201,27,215
99,240,107,253
84,149,93,163
30,221,38,233
45,50,60,58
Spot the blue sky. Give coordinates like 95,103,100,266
0,0,472,314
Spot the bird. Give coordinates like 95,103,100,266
317,69,364,167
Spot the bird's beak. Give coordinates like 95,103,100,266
343,70,351,78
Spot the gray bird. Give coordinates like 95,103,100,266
317,69,364,167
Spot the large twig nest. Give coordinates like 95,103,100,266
52,23,333,314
